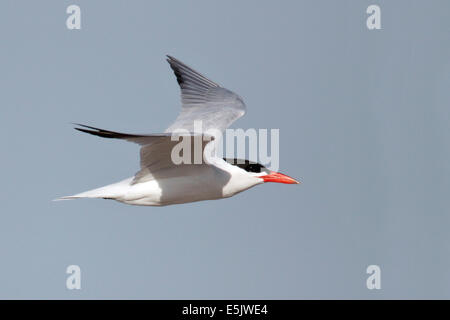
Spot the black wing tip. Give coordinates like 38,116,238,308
72,123,169,141
74,127,94,135
165,55,220,89
165,55,179,67
72,123,101,131
166,55,180,63
72,123,90,128
72,123,121,139
166,56,184,85
73,126,112,139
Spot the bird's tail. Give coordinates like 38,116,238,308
53,178,132,201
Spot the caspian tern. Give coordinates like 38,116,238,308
57,56,299,206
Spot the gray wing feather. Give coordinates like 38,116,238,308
165,56,246,133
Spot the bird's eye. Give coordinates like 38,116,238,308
245,164,262,173
223,158,265,173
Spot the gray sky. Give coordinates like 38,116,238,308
1,0,450,299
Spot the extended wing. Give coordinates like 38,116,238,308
73,56,243,183
74,124,213,183
165,56,246,134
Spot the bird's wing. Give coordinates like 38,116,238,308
74,123,170,144
74,124,214,184
165,55,246,134
73,56,242,183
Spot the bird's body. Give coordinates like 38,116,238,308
67,159,262,206
57,56,298,206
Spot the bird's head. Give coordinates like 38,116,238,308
224,159,300,184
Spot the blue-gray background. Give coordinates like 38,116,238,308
1,0,449,299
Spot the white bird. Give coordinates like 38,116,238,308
57,56,299,206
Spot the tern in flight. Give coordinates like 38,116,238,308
57,56,299,206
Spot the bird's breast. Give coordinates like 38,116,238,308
121,165,231,206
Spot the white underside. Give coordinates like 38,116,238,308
57,162,263,206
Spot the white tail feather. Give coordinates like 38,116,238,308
54,178,133,202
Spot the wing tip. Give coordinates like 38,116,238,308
165,55,220,89
72,124,108,138
72,123,126,139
